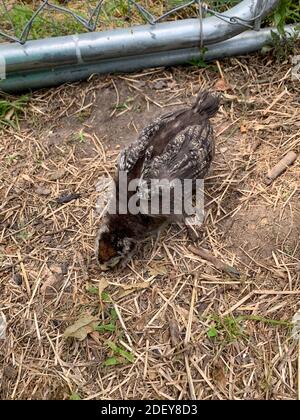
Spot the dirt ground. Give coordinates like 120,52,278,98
0,50,300,400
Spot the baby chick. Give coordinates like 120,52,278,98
95,90,219,270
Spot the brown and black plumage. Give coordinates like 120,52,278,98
95,91,220,270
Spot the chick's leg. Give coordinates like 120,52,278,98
120,243,137,268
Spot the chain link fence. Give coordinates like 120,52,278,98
0,1,285,91
0,0,270,44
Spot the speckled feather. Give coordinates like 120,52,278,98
118,90,218,195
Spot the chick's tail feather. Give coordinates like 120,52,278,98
192,91,220,118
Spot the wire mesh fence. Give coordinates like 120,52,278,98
0,0,269,44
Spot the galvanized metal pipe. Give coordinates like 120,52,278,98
1,25,297,93
0,0,278,76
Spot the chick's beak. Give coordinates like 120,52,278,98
99,263,110,271
98,256,122,271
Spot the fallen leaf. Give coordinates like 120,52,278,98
104,356,118,366
63,315,98,341
260,217,268,226
69,393,81,401
41,266,63,296
98,277,109,302
212,361,227,389
118,348,134,363
148,265,167,277
86,284,99,295
214,78,232,92
117,281,150,299
106,340,134,363
207,327,218,338
101,291,111,302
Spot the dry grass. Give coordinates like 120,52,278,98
0,49,300,400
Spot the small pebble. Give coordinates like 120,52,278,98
35,186,51,196
13,273,23,286
151,80,167,90
56,192,80,204
49,168,66,181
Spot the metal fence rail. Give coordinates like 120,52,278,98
0,0,276,44
0,1,281,92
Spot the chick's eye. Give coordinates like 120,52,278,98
98,239,117,262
